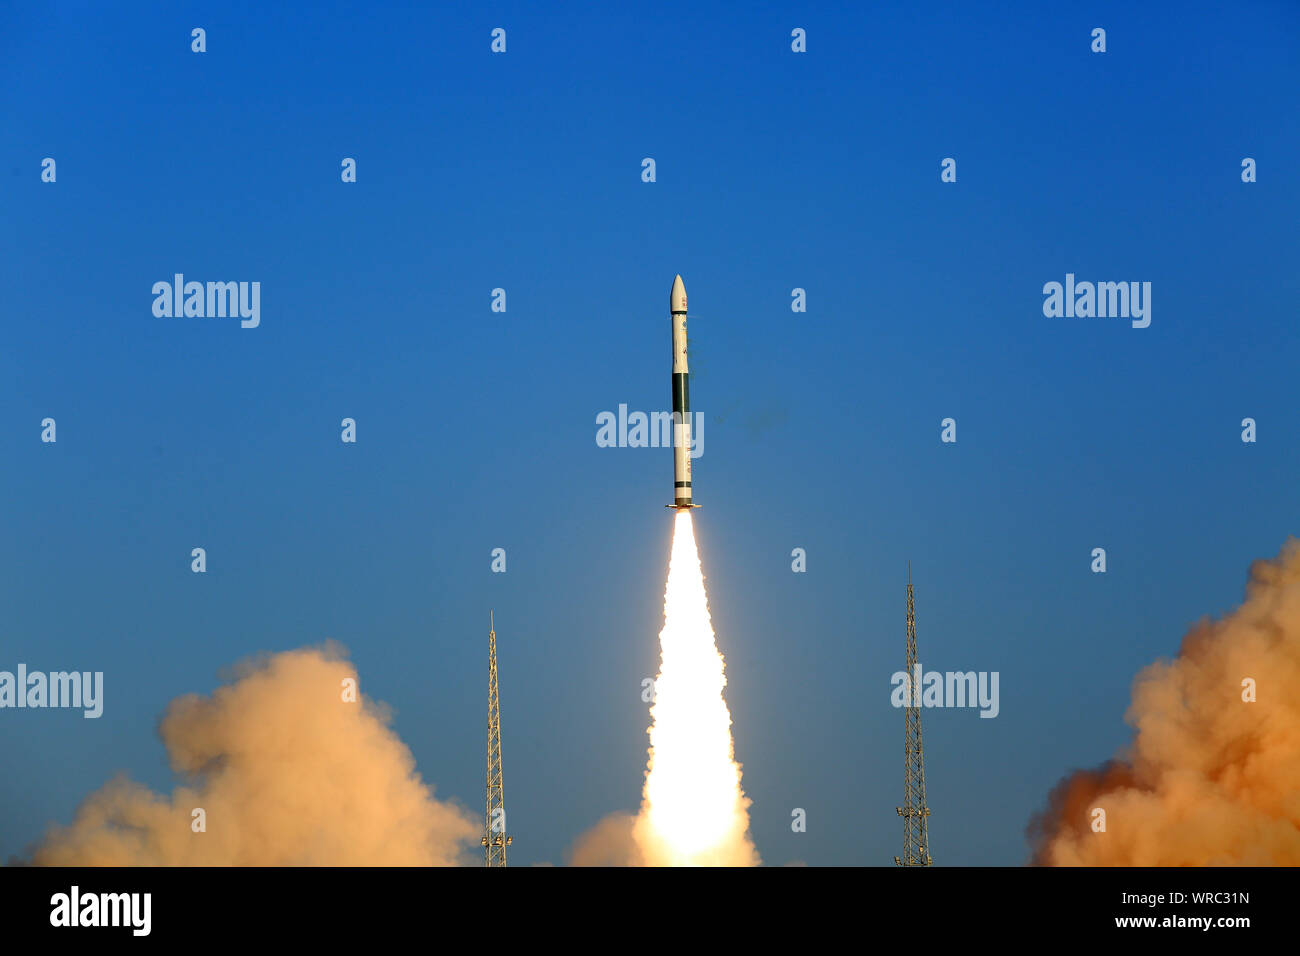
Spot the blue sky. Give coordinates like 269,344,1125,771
2,0,1298,865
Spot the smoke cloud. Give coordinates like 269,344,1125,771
1029,540,1300,865
567,812,646,866
30,643,477,865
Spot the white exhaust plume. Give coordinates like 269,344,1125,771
573,511,759,865
633,511,759,864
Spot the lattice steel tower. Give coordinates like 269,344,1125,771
482,611,512,866
895,564,934,866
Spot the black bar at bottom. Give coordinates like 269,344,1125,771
0,865,1279,944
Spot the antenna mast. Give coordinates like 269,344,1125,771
895,565,934,866
483,610,512,866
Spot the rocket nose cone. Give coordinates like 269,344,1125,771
670,274,687,313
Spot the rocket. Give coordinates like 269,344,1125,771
668,274,699,510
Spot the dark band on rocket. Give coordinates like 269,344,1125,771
672,372,689,422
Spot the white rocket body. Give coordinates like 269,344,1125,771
669,274,697,510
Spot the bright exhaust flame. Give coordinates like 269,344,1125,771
632,510,760,865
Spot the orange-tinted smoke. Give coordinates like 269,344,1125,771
1030,540,1300,865
31,643,477,865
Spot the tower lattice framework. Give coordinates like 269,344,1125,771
895,564,934,866
483,611,512,866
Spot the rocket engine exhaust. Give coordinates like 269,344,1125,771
633,509,759,865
